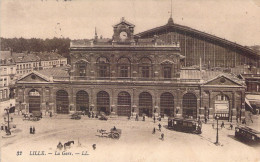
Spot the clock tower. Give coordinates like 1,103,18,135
112,17,135,45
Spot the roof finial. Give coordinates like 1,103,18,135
167,0,174,25
171,0,173,18
95,27,98,40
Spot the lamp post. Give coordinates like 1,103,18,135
215,115,219,145
4,107,11,135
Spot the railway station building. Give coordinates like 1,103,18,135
15,17,250,120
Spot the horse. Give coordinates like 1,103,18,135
64,141,74,149
97,129,107,137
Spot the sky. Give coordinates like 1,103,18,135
0,0,260,46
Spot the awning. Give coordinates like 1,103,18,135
245,98,254,112
246,94,260,107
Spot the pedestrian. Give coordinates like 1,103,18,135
128,114,131,120
230,123,233,130
32,126,35,134
92,144,96,150
11,117,13,122
50,112,52,117
204,117,207,124
5,126,7,131
113,126,117,130
161,133,164,141
143,115,145,121
30,126,32,134
153,116,156,123
152,127,156,134
212,123,214,129
221,121,225,129
92,112,94,118
158,123,161,131
135,114,139,121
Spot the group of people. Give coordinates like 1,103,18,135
88,112,98,118
152,123,164,140
30,126,36,134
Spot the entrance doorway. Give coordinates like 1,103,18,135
28,89,41,113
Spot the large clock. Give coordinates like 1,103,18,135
120,31,128,40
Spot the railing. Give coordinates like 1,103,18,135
53,76,201,83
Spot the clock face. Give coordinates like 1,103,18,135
120,31,128,40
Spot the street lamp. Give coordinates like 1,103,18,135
4,107,11,136
215,115,219,145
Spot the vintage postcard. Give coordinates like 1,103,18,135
1,0,260,162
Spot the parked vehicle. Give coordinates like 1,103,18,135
97,127,122,139
168,117,202,134
71,113,81,120
235,126,260,142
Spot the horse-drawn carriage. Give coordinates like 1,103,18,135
97,127,122,139
23,111,42,121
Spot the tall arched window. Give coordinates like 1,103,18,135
118,57,131,78
117,91,131,116
182,93,197,119
76,90,89,112
56,90,69,114
97,91,110,114
139,57,152,78
160,92,174,117
97,57,110,78
76,60,87,76
215,94,230,120
139,92,152,117
28,89,41,113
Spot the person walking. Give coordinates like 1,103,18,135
221,121,225,129
30,126,32,134
158,123,162,131
161,133,164,141
143,115,145,121
152,127,156,134
212,123,214,129
230,123,233,130
153,116,156,123
204,116,207,124
32,126,35,134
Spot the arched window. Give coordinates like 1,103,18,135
160,92,174,117
139,57,152,78
56,90,69,114
97,57,110,78
97,91,110,114
215,94,230,120
28,89,41,113
182,93,197,119
76,60,87,76
139,92,152,117
76,90,89,112
118,57,131,78
117,91,131,116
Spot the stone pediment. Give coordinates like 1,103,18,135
203,75,243,87
160,60,175,65
113,17,135,28
18,71,50,83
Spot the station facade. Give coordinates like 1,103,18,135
15,18,247,120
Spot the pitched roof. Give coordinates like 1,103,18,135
12,53,40,63
135,19,259,57
0,51,15,65
34,52,64,61
180,69,245,85
113,17,135,28
37,66,70,79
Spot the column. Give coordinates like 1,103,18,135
175,89,182,117
208,91,214,120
